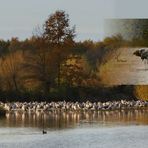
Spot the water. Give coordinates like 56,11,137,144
0,110,148,148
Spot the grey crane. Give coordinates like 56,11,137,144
133,48,148,65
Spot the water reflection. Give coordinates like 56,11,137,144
0,110,148,129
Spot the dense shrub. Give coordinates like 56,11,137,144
0,85,136,102
134,85,148,100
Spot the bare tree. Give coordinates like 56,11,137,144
0,51,23,91
22,38,57,93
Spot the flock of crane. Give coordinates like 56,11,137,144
1,100,148,112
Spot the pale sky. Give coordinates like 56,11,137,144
0,0,148,41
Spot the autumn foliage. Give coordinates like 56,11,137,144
0,10,146,101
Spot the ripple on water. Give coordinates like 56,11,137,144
0,126,148,148
0,110,147,148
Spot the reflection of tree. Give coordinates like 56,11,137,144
5,110,148,128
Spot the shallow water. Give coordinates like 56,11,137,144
0,110,148,148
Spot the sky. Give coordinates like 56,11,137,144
0,0,148,41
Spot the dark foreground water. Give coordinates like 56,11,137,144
0,110,148,148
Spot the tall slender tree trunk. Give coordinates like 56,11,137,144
12,74,18,92
43,81,50,95
57,45,61,87
57,62,61,87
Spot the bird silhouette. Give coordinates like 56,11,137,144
42,130,47,134
133,49,148,64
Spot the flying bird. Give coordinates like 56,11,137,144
133,48,148,64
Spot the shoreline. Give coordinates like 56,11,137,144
5,108,148,114
1,100,148,112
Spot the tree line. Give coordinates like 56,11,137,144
0,10,145,101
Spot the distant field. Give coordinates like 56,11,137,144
99,47,148,85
